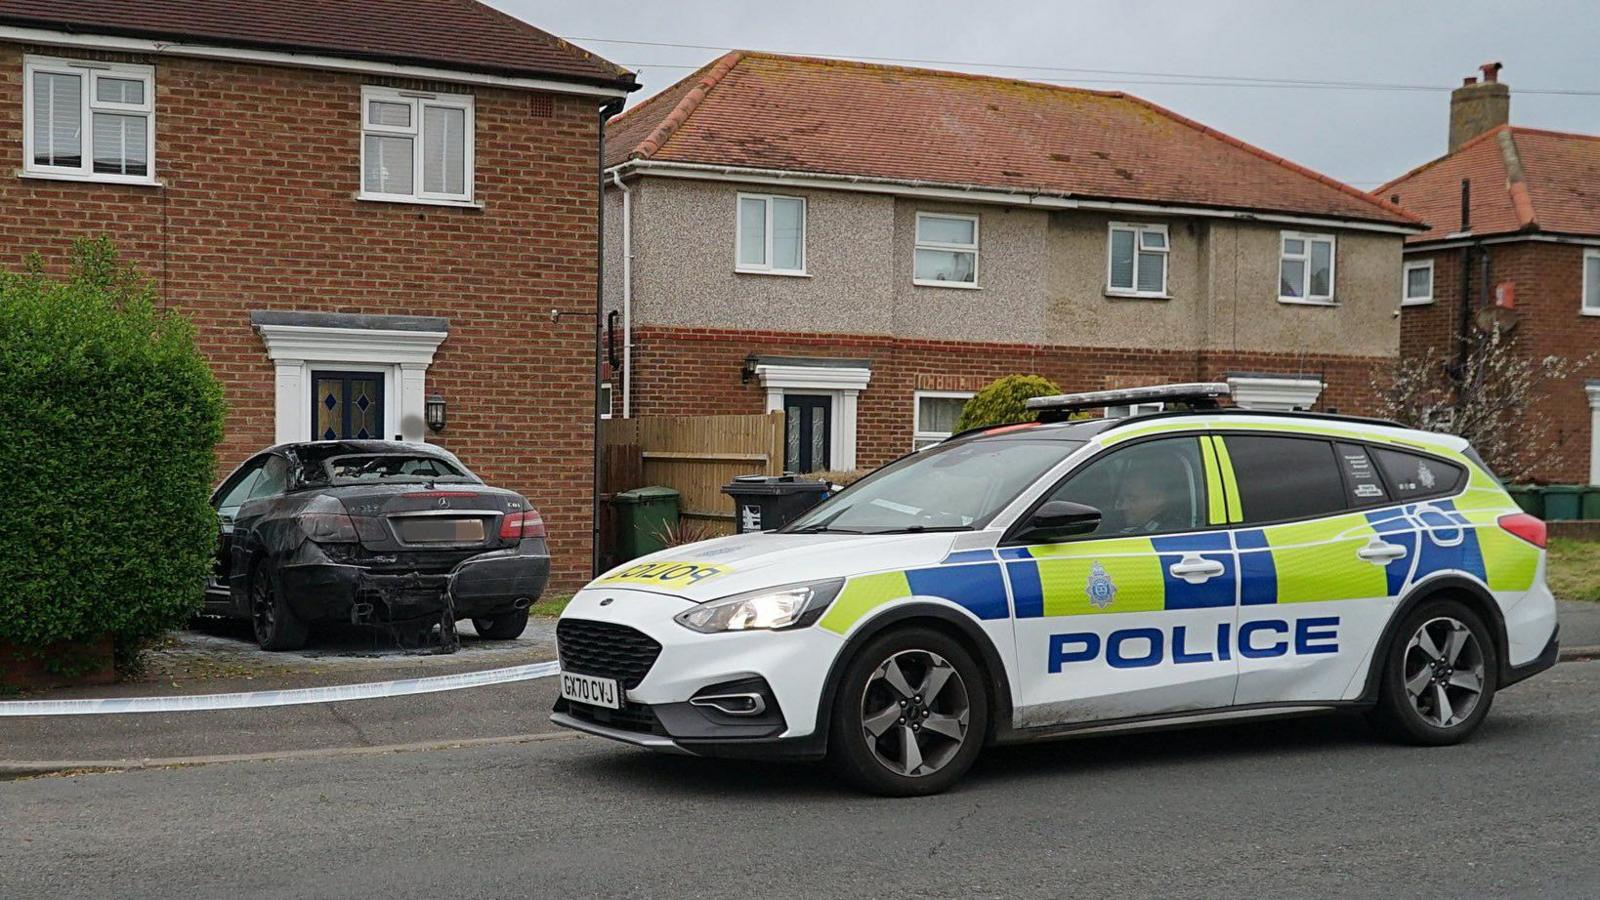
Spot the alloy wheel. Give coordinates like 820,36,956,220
1403,616,1486,728
859,649,971,777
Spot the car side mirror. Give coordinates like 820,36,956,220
1013,500,1102,544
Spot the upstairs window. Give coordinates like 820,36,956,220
1402,259,1434,306
1107,223,1169,296
736,193,806,274
361,87,474,204
1279,232,1336,304
24,57,155,183
1585,250,1600,316
914,213,979,286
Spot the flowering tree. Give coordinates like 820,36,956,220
1378,322,1590,481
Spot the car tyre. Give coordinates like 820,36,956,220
827,626,989,797
472,609,530,640
1368,597,1497,746
250,563,309,652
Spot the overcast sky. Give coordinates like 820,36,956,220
497,0,1598,189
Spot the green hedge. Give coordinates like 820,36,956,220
953,375,1062,432
0,238,224,656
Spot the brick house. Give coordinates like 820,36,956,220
602,52,1424,473
1380,64,1600,485
0,1,637,586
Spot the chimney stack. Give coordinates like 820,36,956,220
1449,61,1509,153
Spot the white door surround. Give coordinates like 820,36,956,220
252,311,448,444
752,358,872,472
1587,380,1600,486
1226,374,1325,412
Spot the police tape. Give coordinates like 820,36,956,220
0,660,561,717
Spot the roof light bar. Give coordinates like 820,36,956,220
1025,382,1232,415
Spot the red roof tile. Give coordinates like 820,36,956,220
0,0,636,88
1380,125,1600,243
607,52,1418,228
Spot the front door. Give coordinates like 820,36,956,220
1004,435,1240,727
311,371,385,441
784,394,831,473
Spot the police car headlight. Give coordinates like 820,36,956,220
673,579,845,634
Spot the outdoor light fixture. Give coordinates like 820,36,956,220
425,394,447,433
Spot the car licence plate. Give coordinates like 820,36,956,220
560,671,621,709
395,517,486,543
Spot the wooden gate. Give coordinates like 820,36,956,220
601,412,785,535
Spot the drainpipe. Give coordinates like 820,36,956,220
611,169,633,418
594,97,625,578
1454,178,1475,379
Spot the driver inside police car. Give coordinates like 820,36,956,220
1112,462,1191,534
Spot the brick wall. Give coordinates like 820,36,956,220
0,43,604,587
629,325,1388,470
1399,241,1600,483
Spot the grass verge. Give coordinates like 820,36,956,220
1547,539,1600,603
528,594,572,617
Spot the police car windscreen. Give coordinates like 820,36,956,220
785,440,1084,534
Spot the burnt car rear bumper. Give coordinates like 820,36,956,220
279,547,549,625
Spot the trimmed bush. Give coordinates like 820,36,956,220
0,238,224,661
953,375,1062,432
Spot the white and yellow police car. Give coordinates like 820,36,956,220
552,384,1559,795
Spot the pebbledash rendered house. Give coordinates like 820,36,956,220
0,0,638,586
602,52,1425,474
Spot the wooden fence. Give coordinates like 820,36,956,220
602,412,785,536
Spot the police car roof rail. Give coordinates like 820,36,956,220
1113,406,1411,431
1026,383,1230,423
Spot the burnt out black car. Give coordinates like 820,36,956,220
204,441,549,650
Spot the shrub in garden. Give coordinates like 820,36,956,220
953,375,1062,433
0,238,224,667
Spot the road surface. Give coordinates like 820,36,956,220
4,660,1597,898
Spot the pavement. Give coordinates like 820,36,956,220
1558,597,1600,650
4,658,1598,898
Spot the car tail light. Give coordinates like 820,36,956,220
303,511,358,543
500,509,546,540
1497,512,1546,548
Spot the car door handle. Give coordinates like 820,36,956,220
1168,555,1226,584
1357,540,1408,564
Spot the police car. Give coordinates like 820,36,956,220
552,384,1559,795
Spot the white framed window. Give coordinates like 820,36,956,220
599,382,613,420
360,86,474,205
1104,402,1164,419
22,56,155,184
1584,249,1600,317
913,213,979,287
912,391,973,449
1402,259,1435,306
735,193,806,274
1279,231,1336,304
1106,223,1169,297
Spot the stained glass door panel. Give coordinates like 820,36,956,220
783,394,831,474
311,371,385,440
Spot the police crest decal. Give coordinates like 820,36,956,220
1084,561,1117,609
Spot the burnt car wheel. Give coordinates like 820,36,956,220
471,609,530,640
251,563,309,651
